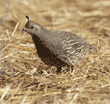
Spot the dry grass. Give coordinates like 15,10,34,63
0,0,110,103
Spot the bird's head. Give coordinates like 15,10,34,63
22,16,43,35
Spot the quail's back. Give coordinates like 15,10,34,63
23,16,96,72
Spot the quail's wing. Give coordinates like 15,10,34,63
60,36,90,65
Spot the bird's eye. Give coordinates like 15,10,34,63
31,26,34,29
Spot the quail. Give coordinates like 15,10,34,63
22,16,96,73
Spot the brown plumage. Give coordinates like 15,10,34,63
22,16,96,72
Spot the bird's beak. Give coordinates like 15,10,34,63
22,27,26,32
22,28,24,32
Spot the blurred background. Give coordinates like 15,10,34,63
1,0,110,39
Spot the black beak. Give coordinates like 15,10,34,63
22,27,25,32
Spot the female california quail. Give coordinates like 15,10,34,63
22,16,96,72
